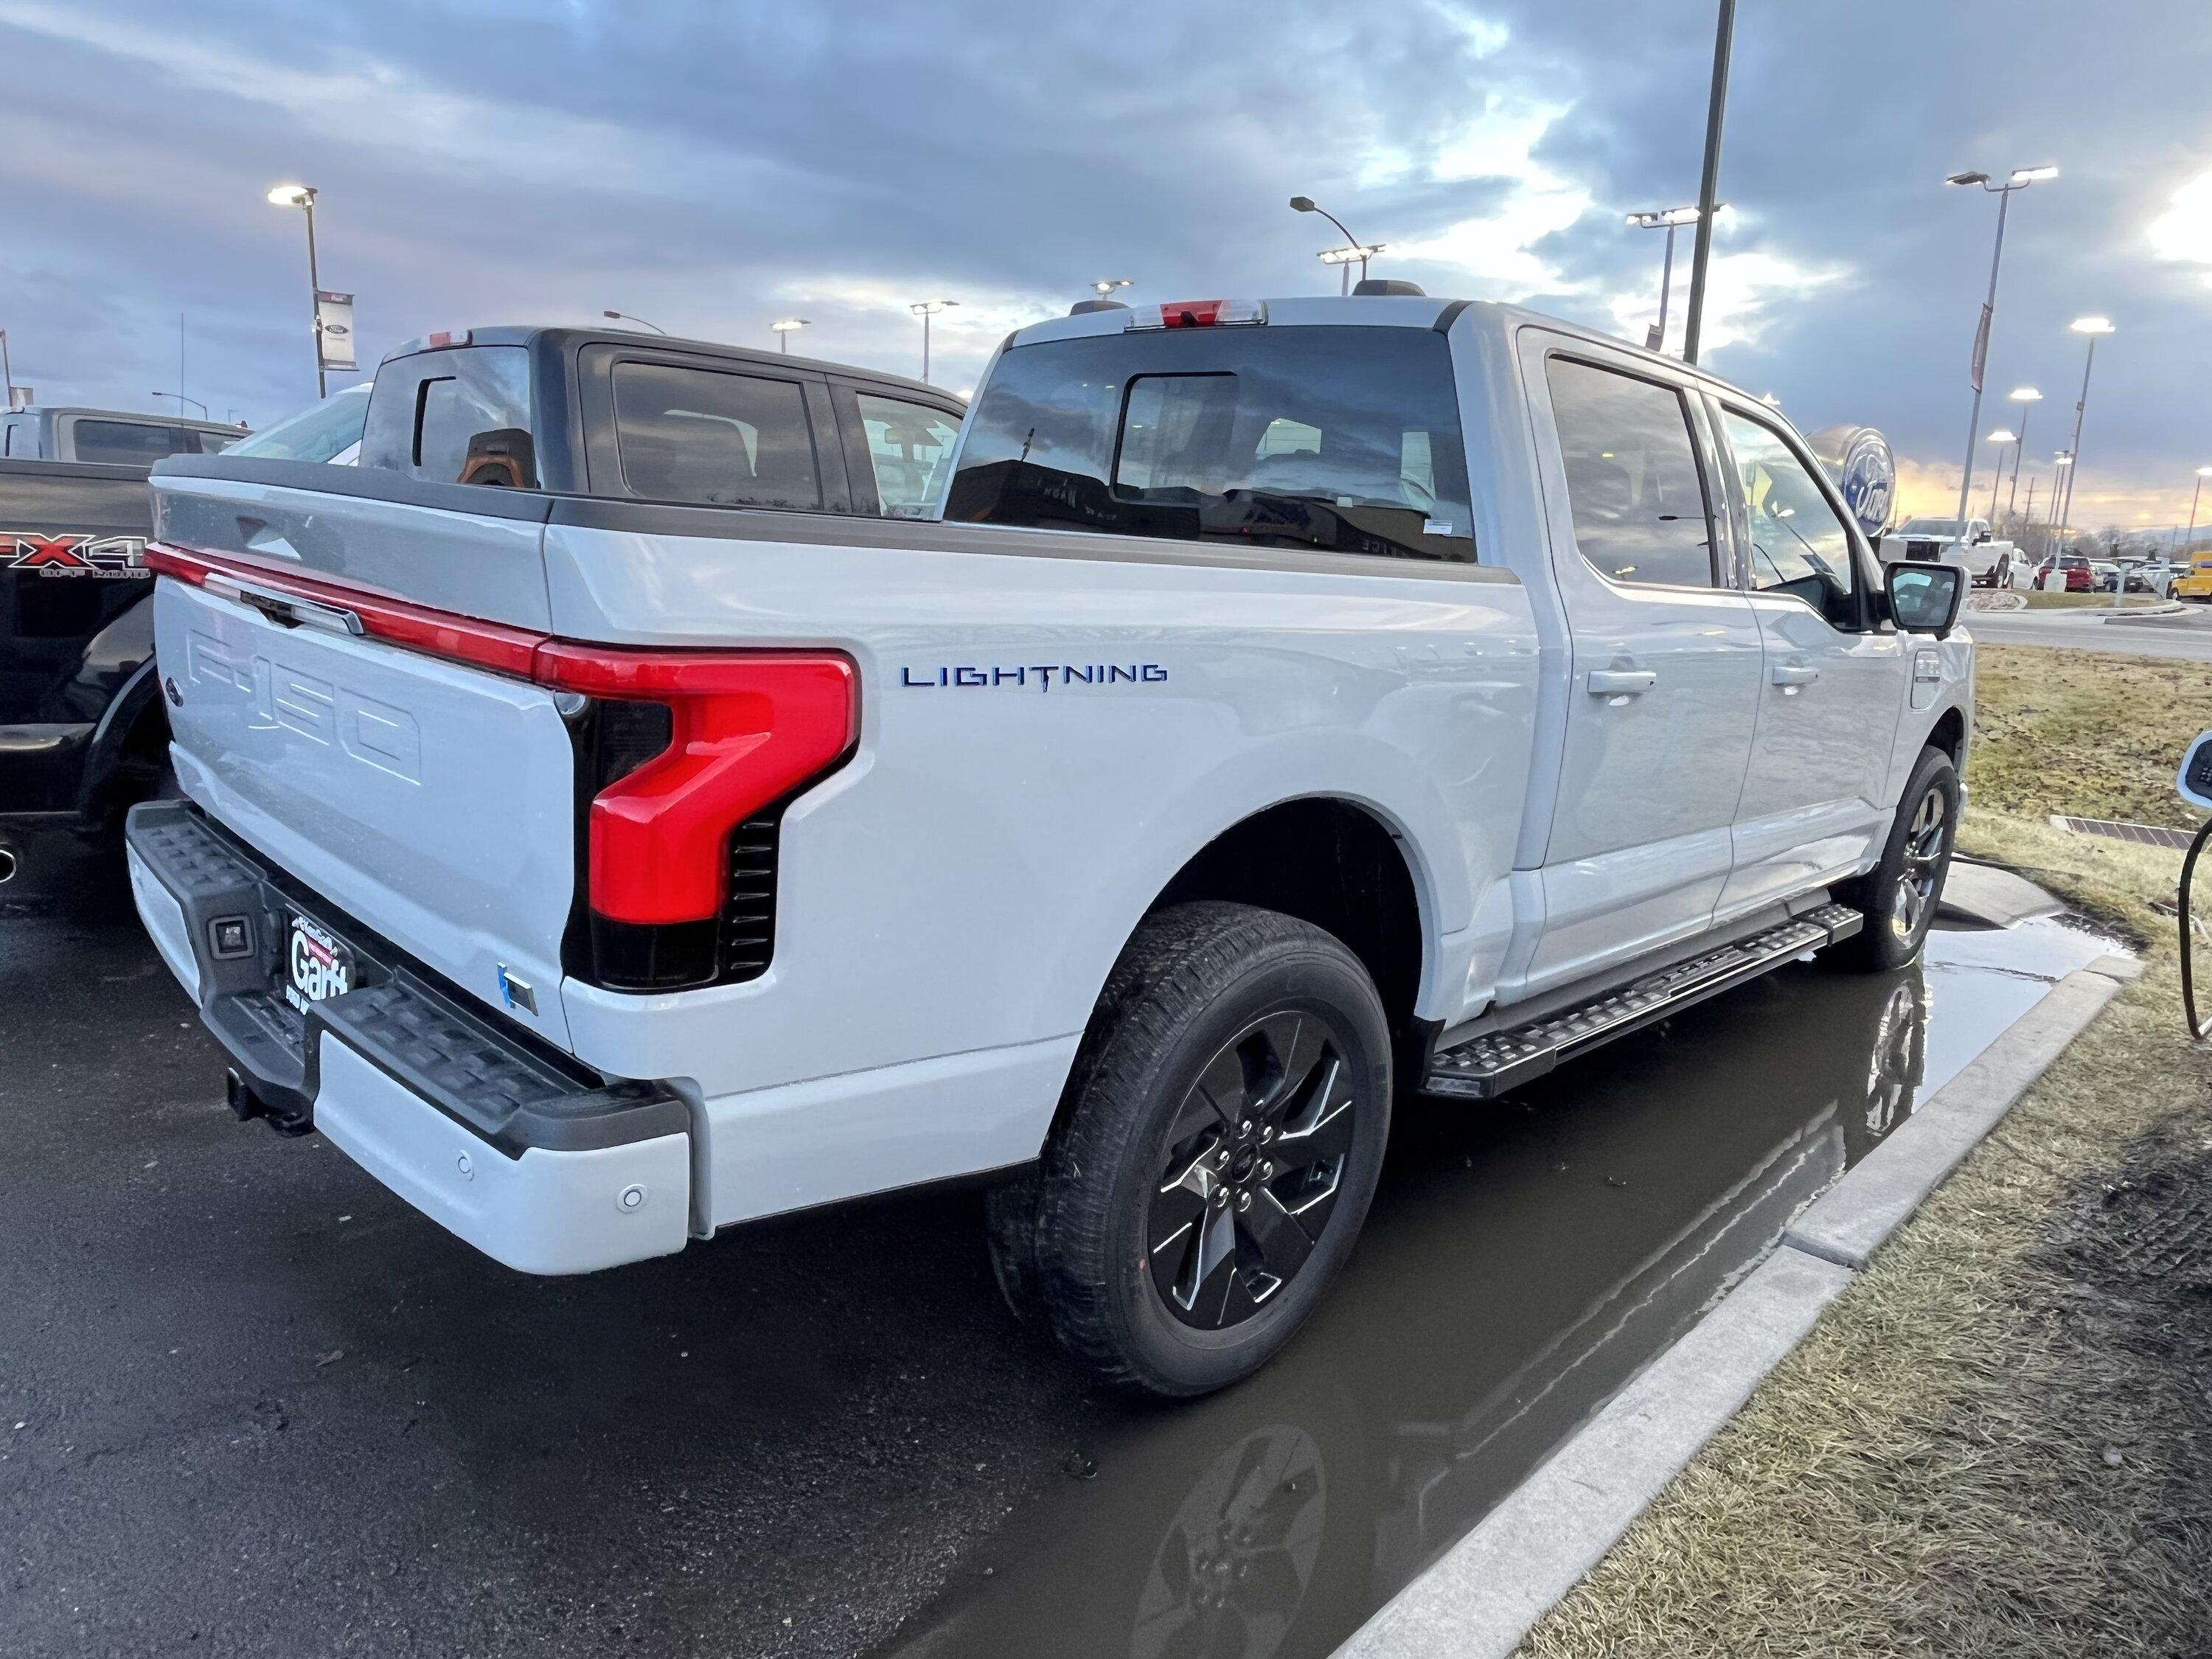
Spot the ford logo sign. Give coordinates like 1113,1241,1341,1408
1805,424,1897,539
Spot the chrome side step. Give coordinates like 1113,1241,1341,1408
1424,903,1865,1100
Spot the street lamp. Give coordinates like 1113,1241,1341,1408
771,318,811,354
2180,465,2212,559
152,391,209,419
2049,451,2075,554
2004,386,2042,519
1089,279,1134,302
1291,196,1378,294
2059,315,2113,533
1983,429,2016,518
265,183,325,397
1625,204,1724,352
910,299,957,383
602,310,667,335
1944,164,2057,536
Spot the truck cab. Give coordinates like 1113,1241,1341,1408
1,406,245,464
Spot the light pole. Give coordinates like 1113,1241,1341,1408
2181,466,2212,558
771,318,811,354
1625,205,1720,352
910,300,956,383
2049,451,2074,558
265,184,325,397
1681,0,1736,365
2004,386,2041,520
1088,279,1134,303
1983,429,2015,518
0,327,14,408
1943,164,2058,534
1291,196,1380,294
2059,316,2113,534
602,310,667,335
152,392,209,419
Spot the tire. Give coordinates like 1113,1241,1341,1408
987,902,1391,1398
1830,747,1960,971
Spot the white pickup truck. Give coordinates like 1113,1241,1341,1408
1888,515,2017,588
125,298,1972,1397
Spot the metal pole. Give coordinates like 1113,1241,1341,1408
304,198,326,397
1656,223,1677,350
1953,186,2011,531
2022,476,2037,560
1987,446,2005,519
0,328,12,407
2183,476,2203,560
1680,0,1736,365
922,310,931,383
2006,402,2031,520
2062,335,2097,532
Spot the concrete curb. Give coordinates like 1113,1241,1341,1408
2098,602,2188,623
1334,955,2130,1659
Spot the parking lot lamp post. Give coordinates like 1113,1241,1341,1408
265,184,324,397
2005,386,2041,519
2182,467,2212,559
1089,279,1134,303
1984,430,2015,518
153,391,209,419
2059,316,2112,532
910,300,956,383
771,318,811,354
2049,452,2073,557
1944,166,2057,535
1291,196,1373,294
1625,206,1715,352
602,310,668,335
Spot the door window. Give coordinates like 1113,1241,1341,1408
1721,408,1861,627
855,394,960,518
1545,358,1717,588
612,363,821,509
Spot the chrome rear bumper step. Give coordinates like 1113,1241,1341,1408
1424,903,1865,1099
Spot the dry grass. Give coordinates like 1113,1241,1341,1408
2017,591,2163,611
1519,649,2212,1658
1968,644,2212,830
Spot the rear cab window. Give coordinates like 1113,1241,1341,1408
361,345,537,487
610,362,822,509
945,324,1476,562
66,419,209,465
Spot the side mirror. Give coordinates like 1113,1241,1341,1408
1974,527,1993,544
1886,561,1964,635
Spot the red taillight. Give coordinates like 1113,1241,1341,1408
148,542,860,933
538,644,856,925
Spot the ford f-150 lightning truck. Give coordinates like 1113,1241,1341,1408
125,296,1970,1396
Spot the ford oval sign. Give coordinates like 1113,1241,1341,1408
1806,424,1897,539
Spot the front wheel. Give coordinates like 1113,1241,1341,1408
988,902,1391,1397
1831,747,1960,971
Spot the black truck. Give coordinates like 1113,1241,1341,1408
2,330,967,883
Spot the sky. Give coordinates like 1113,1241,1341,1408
3,0,2210,531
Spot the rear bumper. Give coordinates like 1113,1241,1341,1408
124,799,694,1274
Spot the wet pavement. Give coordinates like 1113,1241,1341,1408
0,832,2116,1659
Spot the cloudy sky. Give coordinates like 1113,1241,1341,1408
4,0,2209,528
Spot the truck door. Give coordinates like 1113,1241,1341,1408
1707,397,1909,917
1523,343,1764,990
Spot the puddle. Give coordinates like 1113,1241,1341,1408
874,915,2125,1659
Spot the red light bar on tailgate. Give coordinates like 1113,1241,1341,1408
1124,299,1267,330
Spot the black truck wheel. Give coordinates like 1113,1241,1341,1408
1832,746,1960,972
987,902,1391,1397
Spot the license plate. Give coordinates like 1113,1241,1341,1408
284,913,355,1014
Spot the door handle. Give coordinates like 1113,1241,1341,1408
1770,663,1820,687
1587,669,1658,696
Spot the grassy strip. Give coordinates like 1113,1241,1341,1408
1968,644,2212,831
1520,650,2212,1658
2017,592,2164,610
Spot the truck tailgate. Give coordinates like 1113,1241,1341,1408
150,473,580,1047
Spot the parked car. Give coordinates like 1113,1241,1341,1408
124,296,1969,1397
1887,514,2015,587
0,405,243,462
2029,552,2093,592
2176,555,2212,602
1,415,239,871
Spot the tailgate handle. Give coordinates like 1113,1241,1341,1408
205,574,364,638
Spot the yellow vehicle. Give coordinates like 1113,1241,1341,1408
2177,554,2212,601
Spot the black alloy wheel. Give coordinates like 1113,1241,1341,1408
1148,1011,1356,1330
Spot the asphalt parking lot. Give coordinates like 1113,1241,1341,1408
1,832,2115,1659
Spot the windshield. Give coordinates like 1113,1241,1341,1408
1898,517,1966,537
945,324,1475,562
228,384,369,462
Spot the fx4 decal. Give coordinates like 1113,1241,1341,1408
4,532,152,580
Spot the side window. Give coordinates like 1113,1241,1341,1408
364,345,536,487
69,420,197,465
854,394,960,518
1545,358,1717,588
1721,409,1861,627
612,363,821,509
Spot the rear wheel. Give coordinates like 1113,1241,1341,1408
1832,746,1959,971
988,902,1390,1397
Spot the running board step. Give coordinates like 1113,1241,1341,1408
1424,903,1865,1100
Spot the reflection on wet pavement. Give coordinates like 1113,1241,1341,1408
876,914,2121,1659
